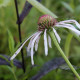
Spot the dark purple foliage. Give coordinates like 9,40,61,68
0,54,22,68
30,57,66,80
17,0,42,24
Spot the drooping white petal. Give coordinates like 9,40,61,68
10,32,37,60
56,24,80,36
26,47,35,57
27,32,38,51
53,28,61,43
58,20,80,29
35,35,40,51
56,22,76,29
44,29,48,56
31,31,42,65
48,35,52,48
25,47,31,57
64,24,76,28
73,20,80,29
27,38,33,51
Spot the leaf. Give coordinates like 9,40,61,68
30,57,66,80
61,1,74,13
59,64,80,71
17,0,42,24
7,66,13,73
75,5,80,14
7,29,15,53
0,54,22,68
0,0,10,8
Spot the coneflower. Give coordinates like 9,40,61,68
10,15,80,65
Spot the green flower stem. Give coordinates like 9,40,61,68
27,0,58,18
64,33,73,58
49,31,80,80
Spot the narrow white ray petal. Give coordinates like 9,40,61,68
63,24,76,28
58,20,75,24
71,20,80,29
27,38,33,51
44,29,48,56
56,23,76,29
53,28,61,43
48,35,52,48
26,47,35,57
25,47,31,57
58,20,72,23
31,31,42,65
56,25,80,35
35,36,40,51
58,20,80,29
10,32,38,60
27,32,38,51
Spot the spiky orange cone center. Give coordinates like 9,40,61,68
38,15,57,31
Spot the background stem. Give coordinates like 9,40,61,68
14,0,25,73
49,31,80,80
64,33,73,58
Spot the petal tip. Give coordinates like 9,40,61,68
10,57,13,60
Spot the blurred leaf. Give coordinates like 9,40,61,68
61,1,74,13
59,64,80,74
0,0,10,8
27,0,58,18
7,29,15,53
30,57,66,80
0,65,13,80
18,0,42,24
75,5,80,14
59,64,78,71
7,66,13,73
71,46,80,61
0,54,22,68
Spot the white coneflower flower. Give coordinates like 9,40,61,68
10,15,80,65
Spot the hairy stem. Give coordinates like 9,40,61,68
49,31,80,80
